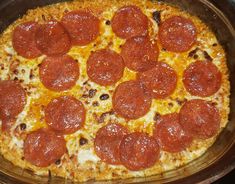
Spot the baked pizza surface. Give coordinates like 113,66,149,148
0,0,230,182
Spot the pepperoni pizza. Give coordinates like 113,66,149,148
0,0,230,182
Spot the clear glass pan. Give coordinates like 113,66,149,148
0,0,235,183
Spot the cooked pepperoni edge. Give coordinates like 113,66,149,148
87,49,125,86
94,123,129,165
61,10,100,46
183,61,222,97
24,129,67,167
45,96,86,134
138,62,177,99
153,113,193,153
111,5,148,39
159,16,197,52
35,20,71,56
120,132,160,171
12,21,42,59
121,36,159,72
39,55,79,91
179,99,220,139
112,80,152,119
0,80,26,131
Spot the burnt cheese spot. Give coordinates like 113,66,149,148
79,137,88,146
100,94,109,100
19,123,27,130
203,51,213,61
105,20,111,25
153,112,161,121
55,159,61,165
88,89,97,98
152,10,161,24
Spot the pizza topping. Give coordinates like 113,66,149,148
100,94,109,101
120,132,160,171
152,11,161,24
121,36,159,72
35,20,71,56
138,62,177,99
79,137,88,146
39,55,79,91
24,129,67,167
45,96,86,134
179,99,220,139
159,16,197,52
20,123,27,131
62,10,100,45
94,123,129,165
111,5,148,39
12,21,42,59
112,80,152,119
0,80,26,131
183,61,222,97
87,49,124,86
153,113,192,153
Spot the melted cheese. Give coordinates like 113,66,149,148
0,0,230,182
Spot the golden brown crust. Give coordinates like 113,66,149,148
0,0,230,182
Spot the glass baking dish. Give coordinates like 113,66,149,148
0,0,235,183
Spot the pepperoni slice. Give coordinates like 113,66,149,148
24,129,67,167
61,10,100,45
153,113,192,153
111,6,148,39
179,99,220,139
12,21,41,59
138,62,177,99
35,20,71,56
120,132,160,171
159,16,197,52
87,49,125,86
94,123,129,165
39,55,79,91
112,80,152,119
183,61,222,97
45,96,86,134
121,36,159,72
0,81,26,131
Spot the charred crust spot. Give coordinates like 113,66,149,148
203,51,213,61
21,157,25,160
105,20,111,25
0,64,4,70
92,101,99,107
55,159,61,165
79,137,88,146
152,10,161,24
100,94,109,100
154,112,161,121
38,63,42,67
162,48,166,51
212,43,218,47
168,102,174,107
88,89,97,98
13,77,18,81
19,123,26,131
188,48,199,58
